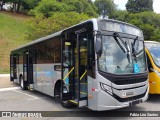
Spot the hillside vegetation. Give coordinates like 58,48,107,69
0,12,31,73
0,0,160,73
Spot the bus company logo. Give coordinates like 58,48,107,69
2,112,11,117
122,91,134,97
126,91,134,96
122,92,127,97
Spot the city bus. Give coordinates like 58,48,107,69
10,18,149,111
145,41,160,94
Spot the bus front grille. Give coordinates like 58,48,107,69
113,77,147,85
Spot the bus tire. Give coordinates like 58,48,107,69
61,101,76,108
20,76,28,90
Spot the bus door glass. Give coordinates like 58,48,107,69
13,55,18,79
23,51,29,82
28,50,34,86
10,55,14,81
61,38,76,101
61,29,88,107
76,32,88,107
23,50,34,86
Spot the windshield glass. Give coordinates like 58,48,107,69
99,35,146,74
145,42,160,67
100,21,143,36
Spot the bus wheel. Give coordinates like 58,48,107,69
61,101,76,108
20,76,28,90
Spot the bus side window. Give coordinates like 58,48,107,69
146,53,153,72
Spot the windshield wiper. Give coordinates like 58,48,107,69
113,32,126,53
113,32,131,53
132,36,139,53
132,36,143,57
113,32,131,63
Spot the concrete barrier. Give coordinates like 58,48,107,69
0,74,10,77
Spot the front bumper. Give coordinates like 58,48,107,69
96,85,149,111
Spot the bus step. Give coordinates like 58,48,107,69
55,94,60,97
75,91,87,94
69,99,78,104
75,83,87,85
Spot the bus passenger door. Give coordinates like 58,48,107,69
23,51,29,89
28,50,34,88
10,55,15,81
76,32,88,107
23,50,34,89
61,30,88,107
61,38,76,101
12,55,18,81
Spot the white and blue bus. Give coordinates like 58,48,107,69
10,18,148,111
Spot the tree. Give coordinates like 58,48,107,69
29,0,71,17
0,0,11,11
94,0,117,18
0,0,4,10
111,10,128,22
140,24,155,40
4,0,21,12
0,0,40,13
27,12,91,40
16,0,21,12
0,0,20,12
21,0,40,13
113,11,160,41
126,0,153,13
87,0,98,13
62,0,98,17
30,0,98,18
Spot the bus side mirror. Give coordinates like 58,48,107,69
95,37,102,56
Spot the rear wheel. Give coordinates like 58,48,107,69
20,76,28,90
20,77,24,89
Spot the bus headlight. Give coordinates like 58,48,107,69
150,68,160,77
100,83,113,95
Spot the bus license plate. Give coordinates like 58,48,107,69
129,99,142,106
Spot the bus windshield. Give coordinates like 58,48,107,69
100,21,143,37
145,43,160,67
99,35,146,74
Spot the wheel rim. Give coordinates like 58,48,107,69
21,78,23,88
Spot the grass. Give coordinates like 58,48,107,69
0,11,31,74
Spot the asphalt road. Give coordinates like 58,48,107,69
0,74,160,120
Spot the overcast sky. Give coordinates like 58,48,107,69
114,0,160,13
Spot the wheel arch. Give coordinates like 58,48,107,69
54,79,63,97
